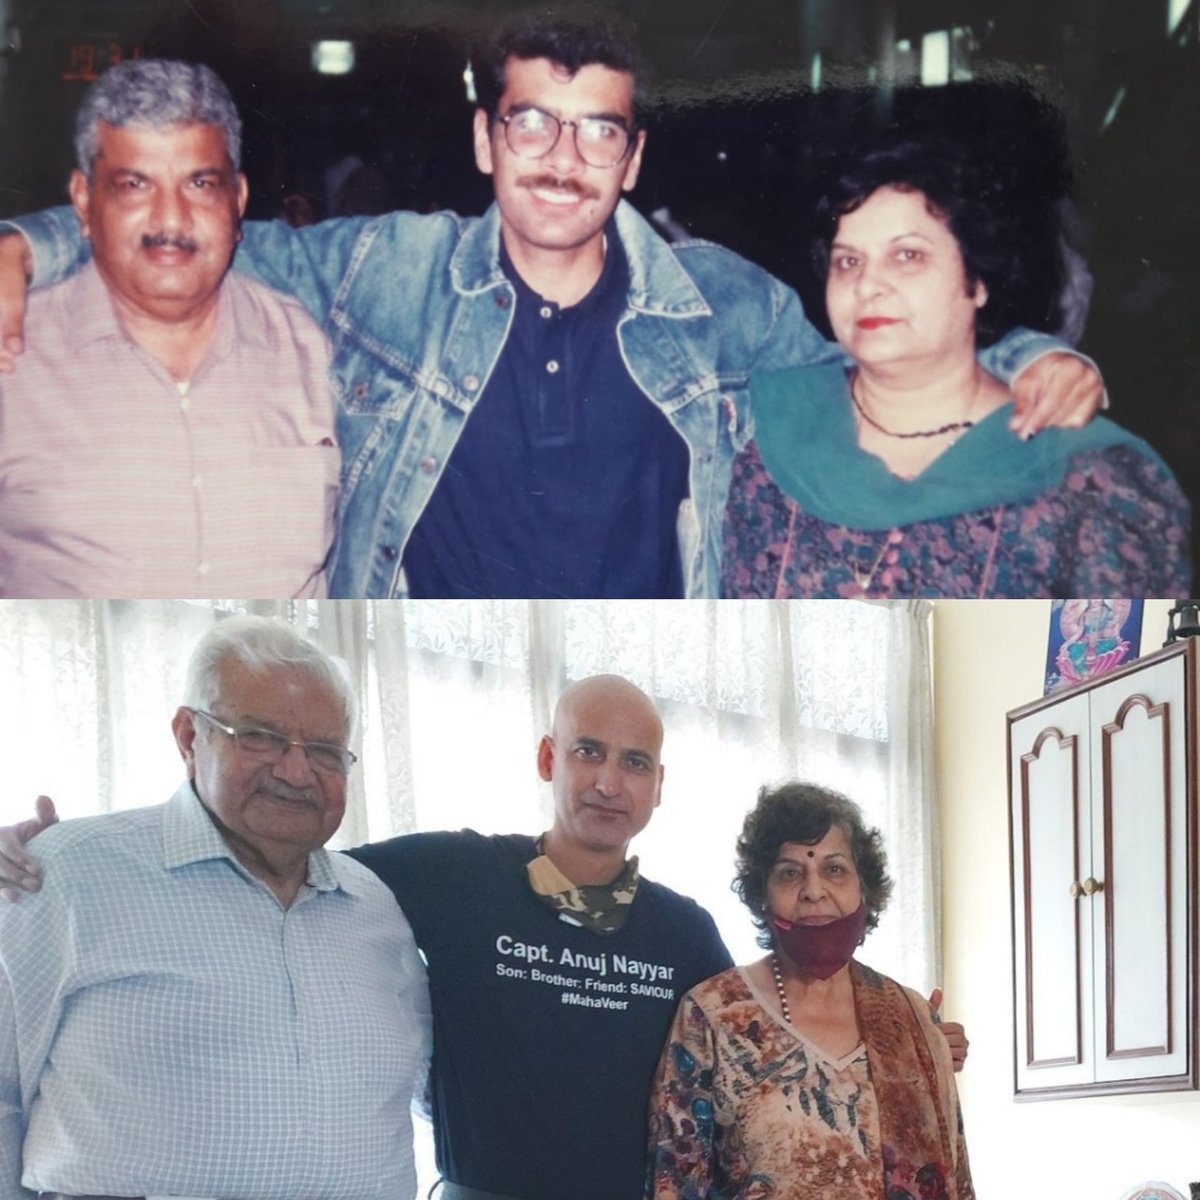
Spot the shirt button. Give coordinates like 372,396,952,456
382,544,399,561
463,375,480,392
192,476,203,489
546,360,560,374
355,383,368,397
419,456,438,474
539,305,553,319
197,562,211,577
179,396,191,412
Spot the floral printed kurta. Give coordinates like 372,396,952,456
646,966,973,1200
721,437,1190,598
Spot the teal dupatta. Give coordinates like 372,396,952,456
750,365,1158,532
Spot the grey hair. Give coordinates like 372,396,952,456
74,59,242,177
733,781,894,948
183,616,358,745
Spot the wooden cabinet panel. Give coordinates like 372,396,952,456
1008,643,1196,1099
1012,694,1092,1090
1091,662,1188,1083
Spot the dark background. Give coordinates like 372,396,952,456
1,0,1195,578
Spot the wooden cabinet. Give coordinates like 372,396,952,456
1007,640,1196,1099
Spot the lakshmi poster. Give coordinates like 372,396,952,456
1044,598,1144,694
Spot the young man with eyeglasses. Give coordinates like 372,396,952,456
0,8,1101,598
0,616,431,1200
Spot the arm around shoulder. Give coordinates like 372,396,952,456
233,214,379,327
675,241,842,375
980,331,1105,437
235,208,465,334
748,269,843,375
0,231,33,367
0,207,88,369
0,207,89,289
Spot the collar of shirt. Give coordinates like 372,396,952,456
498,217,628,321
63,259,273,362
448,197,712,319
163,782,352,896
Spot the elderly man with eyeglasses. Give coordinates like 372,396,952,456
0,616,431,1200
0,8,1104,599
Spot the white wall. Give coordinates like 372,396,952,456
932,599,1198,1199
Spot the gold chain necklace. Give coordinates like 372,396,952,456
851,529,905,593
847,507,1007,596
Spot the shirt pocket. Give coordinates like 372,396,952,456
335,346,427,420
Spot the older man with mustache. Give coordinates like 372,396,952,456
0,59,338,598
0,615,431,1200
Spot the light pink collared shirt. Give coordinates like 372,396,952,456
0,261,338,598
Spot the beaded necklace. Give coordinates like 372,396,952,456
771,953,792,1024
850,370,977,440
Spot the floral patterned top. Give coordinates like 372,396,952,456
722,439,1191,598
720,365,1191,598
646,966,972,1200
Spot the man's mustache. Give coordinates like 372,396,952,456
141,232,198,253
260,781,317,804
517,174,600,202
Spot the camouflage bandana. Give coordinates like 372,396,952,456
526,840,640,935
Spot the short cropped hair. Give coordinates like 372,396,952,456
474,4,643,123
74,59,242,178
733,781,893,948
813,133,1032,347
183,615,358,744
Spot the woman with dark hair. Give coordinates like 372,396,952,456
647,782,973,1200
721,135,1189,597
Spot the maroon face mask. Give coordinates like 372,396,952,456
771,903,868,980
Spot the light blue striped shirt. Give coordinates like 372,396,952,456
0,783,431,1200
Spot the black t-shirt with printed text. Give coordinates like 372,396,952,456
349,829,732,1200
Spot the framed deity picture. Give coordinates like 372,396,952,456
1044,599,1144,695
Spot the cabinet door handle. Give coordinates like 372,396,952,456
1069,881,1083,898
1081,877,1104,896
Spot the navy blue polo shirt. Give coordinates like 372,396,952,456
402,226,689,598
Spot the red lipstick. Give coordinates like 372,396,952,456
856,317,900,330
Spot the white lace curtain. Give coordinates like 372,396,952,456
0,598,940,988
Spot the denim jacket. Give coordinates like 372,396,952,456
12,201,1071,598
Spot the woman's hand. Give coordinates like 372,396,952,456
1009,352,1103,439
0,795,57,902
